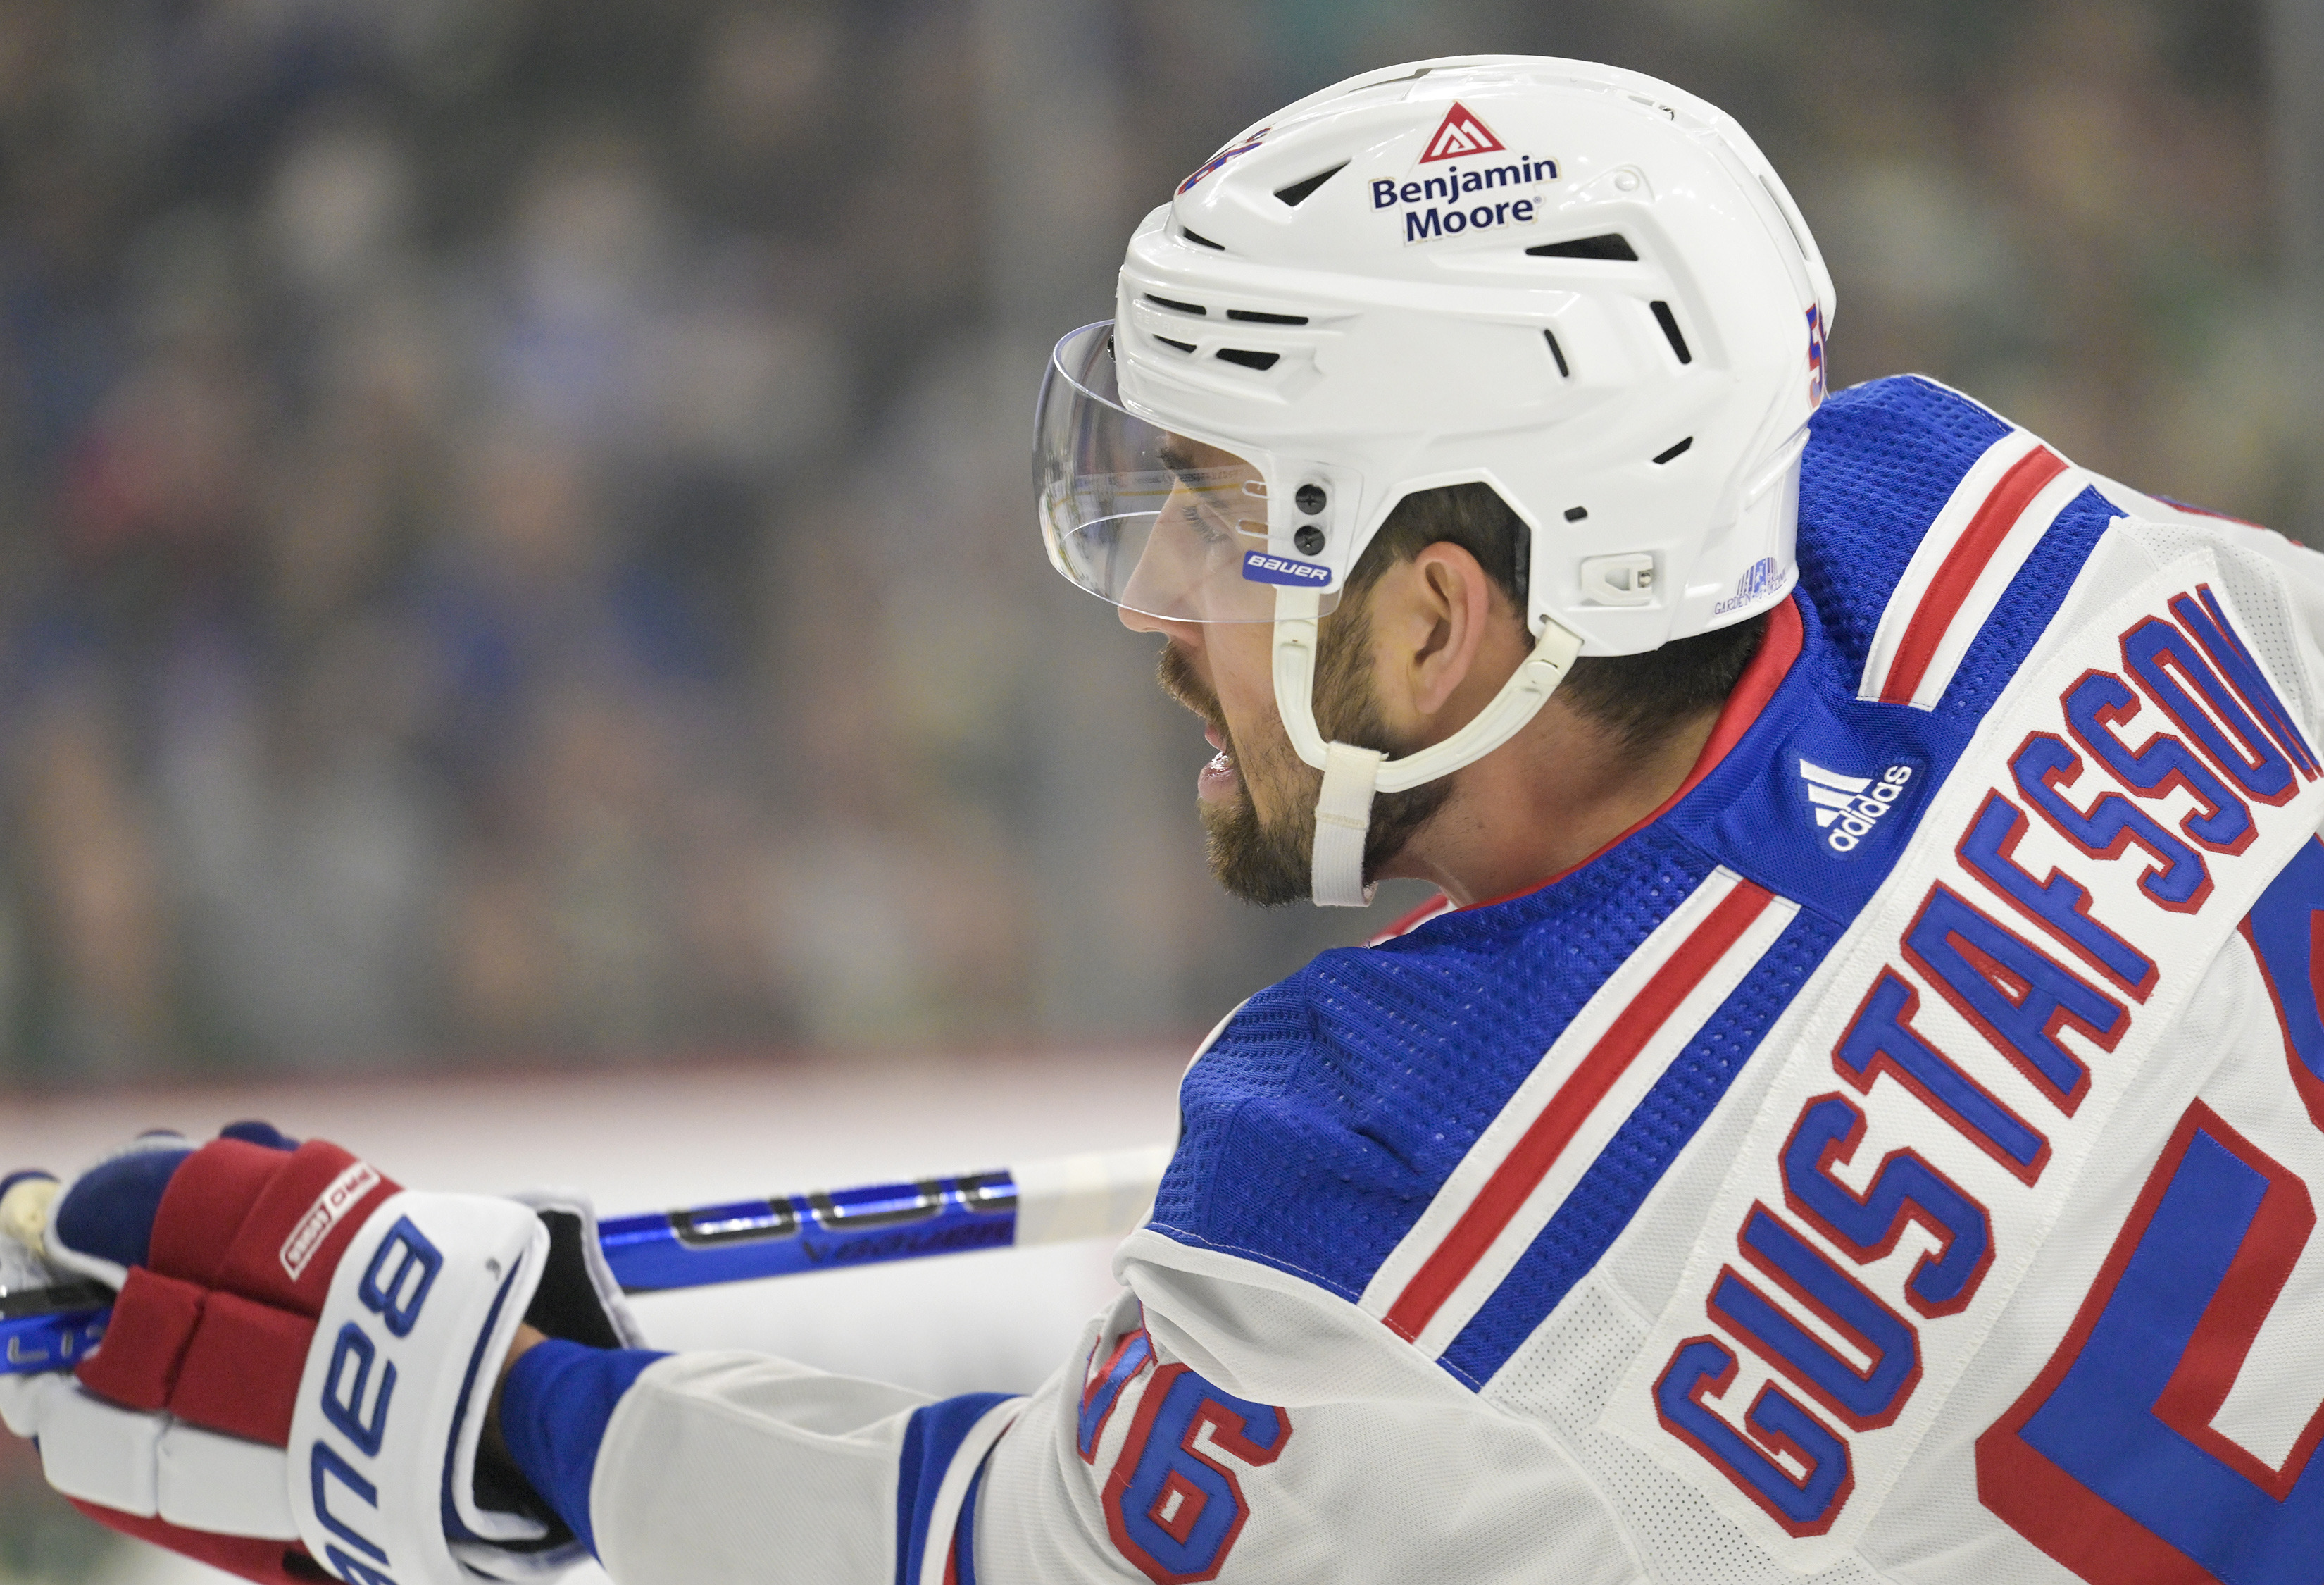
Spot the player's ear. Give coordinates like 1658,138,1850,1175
1370,541,1501,727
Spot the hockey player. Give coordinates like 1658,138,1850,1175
9,52,2324,1585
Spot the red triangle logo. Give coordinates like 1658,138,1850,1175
1418,101,1507,163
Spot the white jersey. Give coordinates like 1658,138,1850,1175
569,375,2324,1584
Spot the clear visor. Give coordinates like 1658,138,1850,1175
1036,322,1334,623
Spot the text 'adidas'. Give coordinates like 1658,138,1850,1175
1800,757,1914,853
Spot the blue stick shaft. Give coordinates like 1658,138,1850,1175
2,1159,1127,1376
599,1169,1022,1291
2,1294,107,1374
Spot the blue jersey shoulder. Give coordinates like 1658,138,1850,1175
1149,824,1726,1306
1794,374,2118,724
1794,374,2009,677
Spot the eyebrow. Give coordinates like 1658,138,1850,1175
1158,442,1243,498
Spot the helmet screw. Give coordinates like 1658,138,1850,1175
1294,483,1327,515
1294,524,1327,556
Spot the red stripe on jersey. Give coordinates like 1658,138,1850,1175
1880,445,2070,704
1668,595,1804,810
1382,879,1780,1343
1368,893,1455,946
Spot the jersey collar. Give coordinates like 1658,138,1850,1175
1445,592,1806,916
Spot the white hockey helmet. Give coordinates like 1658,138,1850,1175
1036,56,1834,905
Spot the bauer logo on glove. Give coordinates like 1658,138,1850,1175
0,1126,642,1585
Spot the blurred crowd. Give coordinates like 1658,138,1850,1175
0,0,2297,1086
0,0,1020,1076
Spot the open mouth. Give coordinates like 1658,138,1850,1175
1199,719,1239,802
1156,644,1239,803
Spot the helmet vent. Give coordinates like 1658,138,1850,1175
1649,301,1694,364
1652,436,1694,465
1273,163,1348,207
1180,227,1226,250
1543,330,1570,378
1225,309,1307,325
1154,335,1197,354
1145,294,1206,315
1215,348,1280,372
1525,233,1638,261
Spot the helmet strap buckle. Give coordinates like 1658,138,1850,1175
1312,743,1386,907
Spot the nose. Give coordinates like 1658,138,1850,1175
1119,604,1205,648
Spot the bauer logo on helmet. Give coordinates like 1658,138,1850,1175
1242,551,1332,588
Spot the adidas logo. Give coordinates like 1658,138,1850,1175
1800,757,1915,853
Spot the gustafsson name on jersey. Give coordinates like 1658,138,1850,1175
1373,158,1558,244
1619,576,2324,1558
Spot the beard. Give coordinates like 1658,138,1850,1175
1156,602,1453,907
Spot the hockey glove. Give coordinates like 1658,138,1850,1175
0,1126,643,1585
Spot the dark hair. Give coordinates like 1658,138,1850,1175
1343,482,1767,754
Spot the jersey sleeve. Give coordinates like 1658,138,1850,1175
970,1234,1639,1584
561,1228,1640,1585
566,1349,996,1585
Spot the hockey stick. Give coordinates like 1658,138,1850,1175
0,1143,1172,1376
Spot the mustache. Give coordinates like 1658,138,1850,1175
1156,643,1231,754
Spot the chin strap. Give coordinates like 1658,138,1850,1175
1271,588,1585,908
1312,742,1388,907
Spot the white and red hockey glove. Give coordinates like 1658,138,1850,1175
0,1125,643,1585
